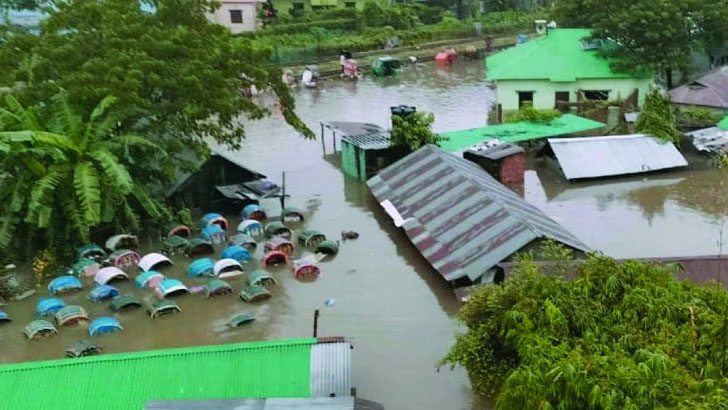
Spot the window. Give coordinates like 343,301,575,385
229,9,243,24
517,91,534,108
345,1,356,7
583,90,610,101
292,2,304,10
555,91,570,113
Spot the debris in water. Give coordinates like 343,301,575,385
341,231,359,240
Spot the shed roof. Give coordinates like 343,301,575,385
669,67,728,108
144,397,385,410
0,338,327,410
325,121,390,150
165,152,267,199
486,29,648,82
438,114,605,152
367,145,589,282
548,134,688,180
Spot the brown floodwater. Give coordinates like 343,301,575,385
1,59,727,410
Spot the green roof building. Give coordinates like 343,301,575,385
487,29,653,119
0,338,353,410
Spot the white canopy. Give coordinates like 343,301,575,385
95,267,129,285
213,258,244,278
138,253,173,272
105,234,138,251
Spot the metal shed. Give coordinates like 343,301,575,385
324,122,406,181
367,145,589,283
548,134,688,180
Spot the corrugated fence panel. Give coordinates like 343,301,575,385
310,342,351,397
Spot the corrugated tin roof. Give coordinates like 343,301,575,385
669,67,728,108
367,145,589,282
439,114,605,152
324,122,390,150
548,134,688,180
685,127,728,153
310,342,351,397
0,338,316,410
144,397,360,410
486,29,650,81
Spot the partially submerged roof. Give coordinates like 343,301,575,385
548,134,688,180
367,145,589,282
669,66,728,108
486,28,649,82
324,121,390,150
685,127,728,153
439,114,605,152
165,152,267,199
0,338,352,410
144,397,385,410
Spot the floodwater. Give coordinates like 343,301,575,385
1,58,728,410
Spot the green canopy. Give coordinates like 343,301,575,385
719,115,728,130
438,114,605,152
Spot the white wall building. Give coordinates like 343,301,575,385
206,0,262,33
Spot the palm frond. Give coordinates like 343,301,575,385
91,149,133,194
26,165,66,227
3,95,40,130
73,161,101,225
50,91,83,142
85,96,119,144
121,199,140,231
132,186,168,220
0,215,18,249
117,134,162,151
61,195,89,243
0,131,34,142
32,131,80,154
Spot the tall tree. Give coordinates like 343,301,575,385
442,250,728,409
554,0,728,88
0,0,312,181
0,93,167,259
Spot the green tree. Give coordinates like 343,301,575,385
636,88,681,144
0,93,167,259
555,0,728,88
442,251,728,409
0,0,312,181
390,111,444,151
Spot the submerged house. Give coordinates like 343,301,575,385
487,28,653,122
669,66,728,114
0,338,357,410
367,145,589,286
547,134,688,180
165,152,279,210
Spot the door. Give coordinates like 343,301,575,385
555,91,570,113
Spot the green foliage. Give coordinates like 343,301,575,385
680,107,722,123
442,253,728,409
0,0,313,183
390,111,444,151
0,93,168,261
504,104,562,124
555,0,728,85
636,88,681,144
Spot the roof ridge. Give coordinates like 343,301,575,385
0,338,317,373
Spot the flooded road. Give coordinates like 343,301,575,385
1,59,727,410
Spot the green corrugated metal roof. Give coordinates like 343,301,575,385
719,115,728,130
0,338,316,410
486,29,649,81
438,114,605,152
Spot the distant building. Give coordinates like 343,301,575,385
206,0,263,33
669,66,728,114
486,28,654,122
273,0,371,16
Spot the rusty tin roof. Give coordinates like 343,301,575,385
367,145,589,282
